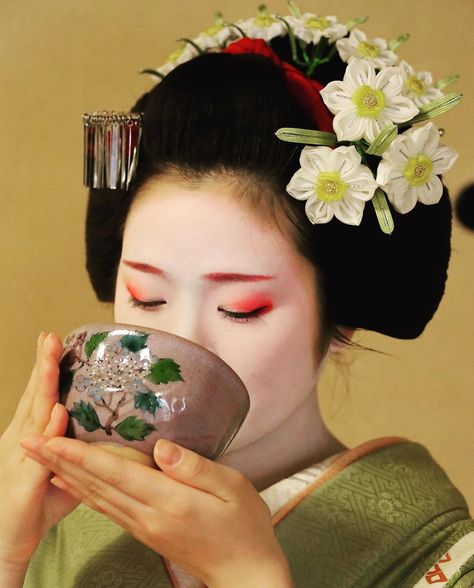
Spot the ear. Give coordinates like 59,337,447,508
328,326,355,354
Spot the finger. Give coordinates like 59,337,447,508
30,333,64,430
49,476,137,531
22,435,222,512
18,404,68,488
43,402,69,437
154,439,250,502
7,332,48,434
21,436,150,527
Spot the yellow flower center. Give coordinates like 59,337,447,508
357,41,380,58
253,14,276,27
352,85,386,118
403,154,433,186
167,46,185,63
406,75,425,96
305,16,329,30
316,172,347,202
203,24,225,37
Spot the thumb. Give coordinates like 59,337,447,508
154,439,243,501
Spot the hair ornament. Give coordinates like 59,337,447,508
84,2,462,234
83,112,143,190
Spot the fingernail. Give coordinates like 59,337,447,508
37,332,44,349
155,439,181,466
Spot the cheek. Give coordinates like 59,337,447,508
218,307,319,437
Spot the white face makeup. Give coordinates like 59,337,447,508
114,175,323,456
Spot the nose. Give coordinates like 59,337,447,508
164,306,215,355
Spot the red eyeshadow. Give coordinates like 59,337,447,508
126,284,144,300
230,295,273,313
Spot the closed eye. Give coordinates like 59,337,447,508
128,296,267,323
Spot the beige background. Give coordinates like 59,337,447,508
1,1,473,508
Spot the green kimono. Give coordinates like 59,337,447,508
25,439,474,587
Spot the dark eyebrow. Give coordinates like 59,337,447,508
122,260,275,283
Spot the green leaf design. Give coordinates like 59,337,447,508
388,32,409,51
85,332,108,358
371,188,394,235
436,74,460,91
345,15,369,31
366,124,398,156
134,392,162,416
148,358,185,385
69,401,103,432
408,92,463,124
120,333,149,353
275,127,337,147
287,0,301,18
140,68,164,79
114,416,156,441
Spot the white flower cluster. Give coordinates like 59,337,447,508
289,41,457,227
147,6,460,229
151,7,349,77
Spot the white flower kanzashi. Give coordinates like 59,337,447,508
156,42,200,77
399,60,444,108
320,59,419,143
286,13,348,44
192,22,237,51
336,29,398,69
235,6,285,42
286,145,378,226
376,122,459,213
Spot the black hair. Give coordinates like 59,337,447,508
86,49,452,344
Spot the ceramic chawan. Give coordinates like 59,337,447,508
59,323,250,467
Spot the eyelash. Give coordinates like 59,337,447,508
128,297,265,323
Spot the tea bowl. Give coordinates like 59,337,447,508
58,323,250,467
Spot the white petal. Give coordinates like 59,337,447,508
419,86,444,104
333,197,365,225
335,38,353,62
399,60,414,76
419,122,441,156
431,145,459,174
333,109,365,141
345,58,376,89
300,146,333,174
390,183,417,213
417,176,443,205
351,29,367,42
385,95,419,123
363,118,386,143
320,81,352,113
375,67,404,96
305,198,334,224
328,145,362,176
287,171,316,201
376,160,396,185
372,36,389,49
373,51,398,68
418,70,434,86
381,134,413,166
346,172,378,201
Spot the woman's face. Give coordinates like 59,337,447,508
114,175,323,453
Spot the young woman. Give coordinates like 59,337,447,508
1,10,472,588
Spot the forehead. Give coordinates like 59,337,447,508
123,176,313,281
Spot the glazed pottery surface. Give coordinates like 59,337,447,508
59,323,250,461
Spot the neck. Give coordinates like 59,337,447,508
217,387,346,491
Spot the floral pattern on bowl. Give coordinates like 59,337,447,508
59,324,250,461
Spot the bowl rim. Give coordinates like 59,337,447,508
63,322,249,401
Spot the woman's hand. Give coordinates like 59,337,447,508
20,434,293,587
0,333,79,574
